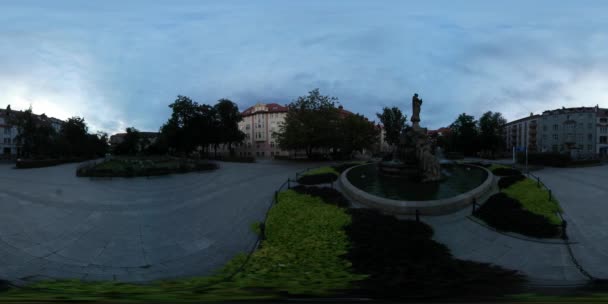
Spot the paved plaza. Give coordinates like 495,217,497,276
0,160,313,283
0,160,607,286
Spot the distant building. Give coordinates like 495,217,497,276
505,106,608,158
0,108,63,156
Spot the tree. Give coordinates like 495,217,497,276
479,111,507,155
115,127,141,155
275,89,340,158
214,98,245,156
59,117,88,156
449,113,479,156
376,107,407,152
339,114,380,157
10,107,58,158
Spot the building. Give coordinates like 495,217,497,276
0,108,63,156
226,102,384,158
505,106,608,158
234,102,289,158
504,114,540,153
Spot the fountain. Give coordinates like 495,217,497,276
339,93,493,215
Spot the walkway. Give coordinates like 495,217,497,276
0,160,313,283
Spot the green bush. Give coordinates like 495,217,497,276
492,167,522,176
291,185,350,208
498,175,526,190
346,208,525,298
76,158,218,177
474,193,560,238
503,178,561,225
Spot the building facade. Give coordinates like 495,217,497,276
233,103,290,158
505,106,608,158
0,109,63,156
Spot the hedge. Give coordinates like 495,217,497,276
291,185,350,208
474,193,560,238
492,167,522,177
498,174,526,190
346,208,525,298
76,158,218,177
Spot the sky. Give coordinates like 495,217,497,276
1,0,608,134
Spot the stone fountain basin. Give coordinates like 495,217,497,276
339,163,494,215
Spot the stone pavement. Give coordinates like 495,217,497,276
0,160,316,283
534,165,608,280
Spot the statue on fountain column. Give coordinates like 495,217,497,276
411,93,422,129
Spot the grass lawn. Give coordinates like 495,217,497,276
0,190,364,302
502,178,562,225
301,166,339,177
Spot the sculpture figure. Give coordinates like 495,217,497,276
411,93,423,129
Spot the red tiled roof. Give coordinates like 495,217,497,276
241,103,288,116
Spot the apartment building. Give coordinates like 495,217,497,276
505,106,608,158
0,108,63,156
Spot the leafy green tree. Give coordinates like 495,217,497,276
59,117,88,156
376,107,407,151
275,89,340,158
214,98,245,156
479,111,507,155
10,108,58,158
449,113,479,156
339,114,380,157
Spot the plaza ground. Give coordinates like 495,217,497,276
0,160,607,287
0,160,318,283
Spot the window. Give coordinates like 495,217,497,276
553,134,558,140
3,127,9,135
542,125,547,131
3,138,9,144
588,145,593,151
601,127,608,133
589,123,593,129
270,142,275,148
600,136,608,144
553,124,559,131
588,134,593,141
601,118,608,123
261,152,264,156
270,151,274,156
246,124,250,130
552,144,559,152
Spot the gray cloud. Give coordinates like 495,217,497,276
1,0,607,133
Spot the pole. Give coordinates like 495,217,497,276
525,145,529,173
512,146,515,165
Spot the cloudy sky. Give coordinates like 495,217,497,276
1,0,607,133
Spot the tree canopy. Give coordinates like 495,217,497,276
479,111,507,153
275,89,341,158
376,107,406,148
158,95,245,156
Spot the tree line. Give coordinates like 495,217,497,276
5,105,109,159
439,111,507,157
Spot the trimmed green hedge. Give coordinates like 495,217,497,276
76,158,218,177
347,208,525,298
503,178,561,225
296,162,365,185
474,193,560,238
492,167,522,177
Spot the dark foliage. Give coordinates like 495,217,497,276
474,193,560,238
492,167,522,176
445,152,464,160
498,174,526,190
345,208,525,299
331,162,362,173
297,173,338,185
76,160,218,178
290,186,350,208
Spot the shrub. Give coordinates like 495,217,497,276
498,174,526,190
297,173,338,185
517,152,570,166
332,162,365,173
474,193,560,238
492,167,522,176
291,185,350,208
445,152,464,160
346,208,525,298
502,178,561,225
